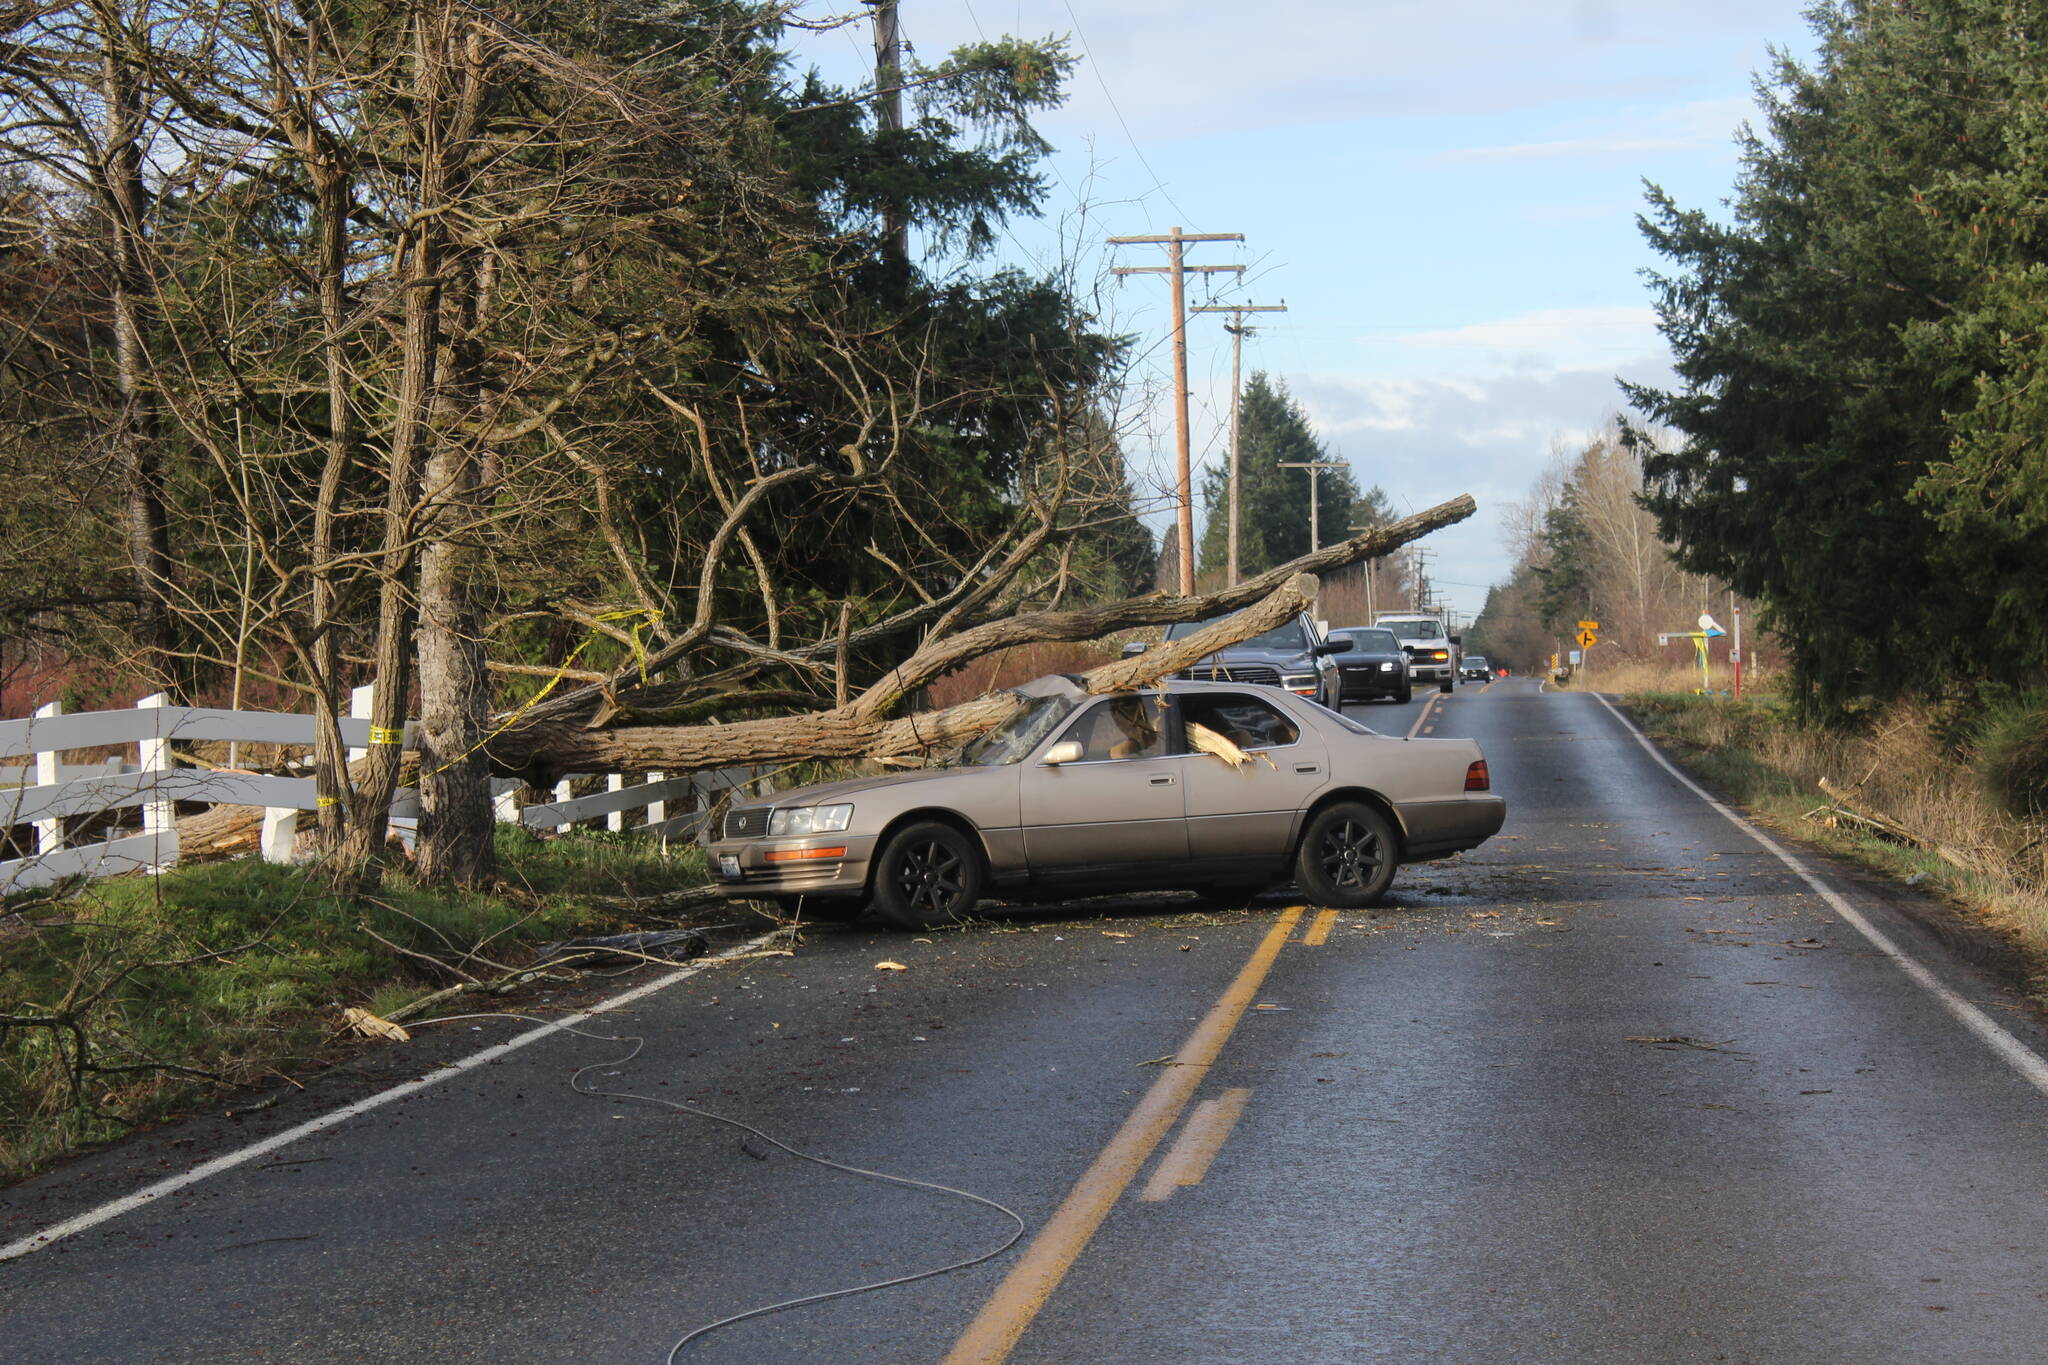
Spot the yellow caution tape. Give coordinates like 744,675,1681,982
368,725,405,746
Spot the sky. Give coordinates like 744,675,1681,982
787,1,1824,624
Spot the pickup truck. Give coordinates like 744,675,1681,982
1122,610,1345,710
1373,613,1460,693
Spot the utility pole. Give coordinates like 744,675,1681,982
1277,460,1346,552
1109,227,1245,596
1346,523,1381,621
864,0,909,264
1191,301,1286,586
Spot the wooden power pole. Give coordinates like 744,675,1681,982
865,0,909,263
1277,460,1346,552
1191,301,1286,586
1109,228,1244,596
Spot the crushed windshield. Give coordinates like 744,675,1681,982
1164,616,1306,651
958,694,1073,766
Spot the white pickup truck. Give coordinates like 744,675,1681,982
1373,613,1460,693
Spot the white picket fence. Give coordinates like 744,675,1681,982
0,688,762,895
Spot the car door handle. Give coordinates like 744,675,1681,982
1148,774,1177,787
1295,764,1322,775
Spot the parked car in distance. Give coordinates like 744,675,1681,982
707,674,1506,928
1122,609,1345,710
1460,654,1492,682
1374,613,1460,693
1325,626,1411,704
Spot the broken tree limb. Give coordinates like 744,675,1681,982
522,495,1475,734
1814,777,1995,878
491,495,1472,778
492,571,1321,776
172,500,1470,858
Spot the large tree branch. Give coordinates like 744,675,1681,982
488,493,1474,778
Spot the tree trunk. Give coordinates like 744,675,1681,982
416,233,494,883
100,42,170,680
338,4,453,870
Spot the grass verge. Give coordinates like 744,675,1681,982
1621,689,2048,1001
0,826,714,1182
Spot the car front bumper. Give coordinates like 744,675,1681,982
1338,667,1406,699
705,832,879,901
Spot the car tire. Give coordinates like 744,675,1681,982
1294,801,1399,909
869,821,986,929
1395,681,1412,704
1439,679,1453,694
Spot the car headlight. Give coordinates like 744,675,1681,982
1281,672,1319,692
767,804,853,836
1379,661,1396,672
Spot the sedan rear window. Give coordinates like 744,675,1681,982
1181,693,1299,751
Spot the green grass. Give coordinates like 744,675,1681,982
0,827,708,1181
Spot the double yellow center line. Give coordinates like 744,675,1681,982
940,906,1305,1364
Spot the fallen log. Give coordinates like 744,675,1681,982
174,494,1474,856
491,492,1474,777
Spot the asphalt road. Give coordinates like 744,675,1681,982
7,677,2048,1363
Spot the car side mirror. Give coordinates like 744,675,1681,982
1449,635,1463,646
1316,639,1353,655
1042,740,1084,766
1120,641,1147,657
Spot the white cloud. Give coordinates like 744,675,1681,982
800,1,1816,146
1276,353,1679,617
1397,307,1663,355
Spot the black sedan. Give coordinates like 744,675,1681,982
1325,626,1412,704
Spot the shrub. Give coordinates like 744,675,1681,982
1976,692,2048,820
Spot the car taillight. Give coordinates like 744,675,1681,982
1464,760,1490,791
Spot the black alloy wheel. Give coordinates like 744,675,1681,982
1294,801,1399,908
870,820,986,929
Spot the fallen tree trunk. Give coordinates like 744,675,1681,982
498,572,1324,774
493,488,1470,777
175,495,1472,854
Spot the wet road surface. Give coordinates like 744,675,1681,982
5,678,2048,1363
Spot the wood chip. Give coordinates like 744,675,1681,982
341,1007,411,1043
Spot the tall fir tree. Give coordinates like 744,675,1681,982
1196,373,1361,579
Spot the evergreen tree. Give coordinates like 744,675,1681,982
1628,0,2048,713
1196,373,1360,577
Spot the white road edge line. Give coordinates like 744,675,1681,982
0,927,789,1263
1593,692,2048,1098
